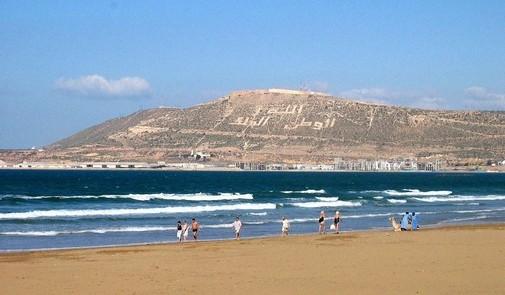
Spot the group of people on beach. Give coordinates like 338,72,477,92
176,218,200,242
318,210,341,234
389,211,421,231
400,211,419,231
175,208,425,242
174,211,342,242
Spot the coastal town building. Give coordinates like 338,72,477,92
234,158,437,172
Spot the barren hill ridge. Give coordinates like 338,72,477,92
46,88,505,163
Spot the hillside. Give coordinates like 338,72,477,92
31,89,505,163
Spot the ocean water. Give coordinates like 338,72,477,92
1,169,505,251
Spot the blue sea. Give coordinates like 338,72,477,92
1,169,505,251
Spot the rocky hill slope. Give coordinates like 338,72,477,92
43,89,505,163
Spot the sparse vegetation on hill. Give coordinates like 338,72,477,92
14,89,505,164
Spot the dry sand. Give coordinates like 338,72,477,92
1,224,504,294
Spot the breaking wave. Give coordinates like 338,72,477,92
0,203,277,220
384,189,452,196
202,223,233,229
248,212,268,216
0,226,171,236
345,212,399,219
315,197,340,202
411,195,505,203
291,200,361,208
0,222,265,236
387,199,407,204
281,189,326,194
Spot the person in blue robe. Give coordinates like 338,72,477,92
400,212,409,231
411,212,419,230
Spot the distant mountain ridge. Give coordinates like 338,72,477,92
46,88,505,163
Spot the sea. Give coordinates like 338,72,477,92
1,169,505,251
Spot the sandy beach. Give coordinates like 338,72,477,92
1,224,504,294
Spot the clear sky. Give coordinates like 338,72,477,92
1,1,505,148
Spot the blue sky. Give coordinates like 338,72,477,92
1,1,505,148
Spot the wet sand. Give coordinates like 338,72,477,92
1,224,504,294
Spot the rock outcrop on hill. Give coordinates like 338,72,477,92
40,89,505,163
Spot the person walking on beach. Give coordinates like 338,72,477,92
318,211,326,234
181,220,189,242
176,220,183,242
281,216,290,236
332,211,340,234
233,216,242,240
191,218,200,240
400,212,409,231
411,212,419,230
182,220,189,241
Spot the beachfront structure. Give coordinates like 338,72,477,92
333,158,420,171
190,150,211,161
235,158,427,172
10,161,155,169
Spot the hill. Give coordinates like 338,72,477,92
25,89,505,164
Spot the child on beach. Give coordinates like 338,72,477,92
176,220,183,242
233,217,242,240
318,211,326,234
281,216,290,236
191,218,200,240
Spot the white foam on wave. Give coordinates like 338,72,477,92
291,200,361,208
281,189,326,194
0,226,171,236
315,197,340,202
453,207,505,214
290,217,316,223
0,221,268,236
384,189,452,196
345,212,399,219
412,195,505,203
202,223,233,229
0,203,277,220
373,196,384,200
3,193,254,202
204,221,267,227
1,230,62,236
248,212,268,216
387,199,407,204
439,215,489,224
455,202,480,206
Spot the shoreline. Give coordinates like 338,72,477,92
1,167,503,173
2,221,503,254
1,223,503,294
